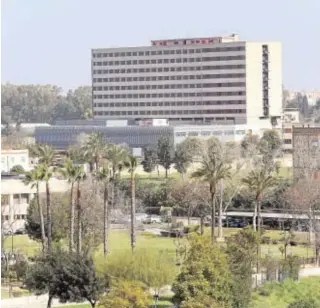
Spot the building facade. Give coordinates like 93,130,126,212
92,34,282,127
1,176,69,232
1,150,30,173
292,126,320,179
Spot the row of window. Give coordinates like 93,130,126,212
94,100,246,108
2,214,27,221
175,130,246,137
92,46,246,58
93,91,245,99
93,64,246,75
93,82,245,92
93,55,245,66
94,109,246,116
93,73,246,83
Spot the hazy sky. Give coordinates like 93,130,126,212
1,0,319,91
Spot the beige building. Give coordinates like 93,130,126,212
92,34,282,128
1,177,69,233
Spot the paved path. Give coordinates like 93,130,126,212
1,295,86,308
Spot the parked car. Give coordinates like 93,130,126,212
143,215,162,224
135,213,148,222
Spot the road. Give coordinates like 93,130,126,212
2,267,320,308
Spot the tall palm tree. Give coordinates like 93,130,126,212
23,166,47,253
124,155,138,253
37,163,54,255
104,144,128,209
242,169,277,233
29,144,55,166
59,159,78,252
82,132,105,172
192,141,231,243
74,165,86,255
96,165,110,257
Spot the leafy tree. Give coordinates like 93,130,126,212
157,136,174,178
10,164,25,174
24,251,104,308
25,193,68,243
173,143,192,179
141,147,158,173
192,138,231,242
172,235,232,307
124,155,138,253
242,169,278,232
1,84,92,124
96,166,111,257
226,228,259,308
98,280,151,308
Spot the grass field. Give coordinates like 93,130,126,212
3,229,314,260
251,277,320,308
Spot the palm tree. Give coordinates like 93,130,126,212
96,166,110,257
59,159,78,252
192,142,231,243
74,165,86,255
104,144,128,209
82,132,105,171
23,166,46,253
242,168,278,233
37,163,54,255
124,155,138,253
29,144,55,166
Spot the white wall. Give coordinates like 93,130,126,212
1,150,29,173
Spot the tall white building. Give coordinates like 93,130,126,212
92,34,282,128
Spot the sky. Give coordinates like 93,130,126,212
1,0,319,91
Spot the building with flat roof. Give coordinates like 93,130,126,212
92,34,282,128
1,149,30,173
1,176,69,232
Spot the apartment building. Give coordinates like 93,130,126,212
92,34,282,127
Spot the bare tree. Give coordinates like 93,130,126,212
286,178,320,265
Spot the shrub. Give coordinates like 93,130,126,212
272,239,279,245
261,236,271,244
288,299,318,308
183,225,200,234
290,240,298,246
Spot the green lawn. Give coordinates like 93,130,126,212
3,229,314,260
251,277,320,308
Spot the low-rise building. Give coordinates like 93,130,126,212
1,176,69,233
1,149,30,173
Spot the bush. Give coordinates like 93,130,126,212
13,260,28,281
183,225,200,234
272,239,279,245
288,299,318,308
290,240,298,246
261,236,271,244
